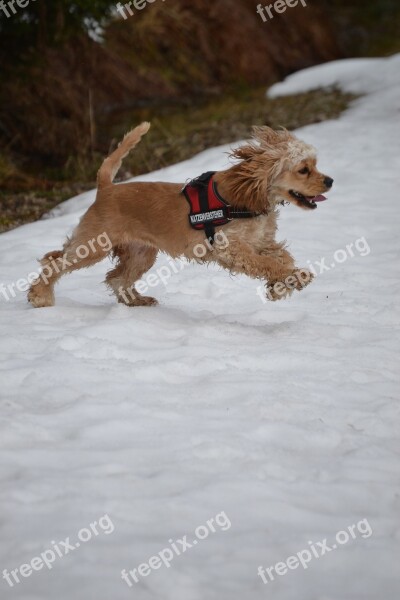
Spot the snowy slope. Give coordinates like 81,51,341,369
0,55,399,600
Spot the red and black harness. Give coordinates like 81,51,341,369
182,171,260,243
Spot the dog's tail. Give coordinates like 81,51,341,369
97,122,151,189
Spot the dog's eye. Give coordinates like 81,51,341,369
298,167,309,175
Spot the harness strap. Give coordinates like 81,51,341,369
198,179,215,243
182,171,260,244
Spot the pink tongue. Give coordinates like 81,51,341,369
312,195,327,202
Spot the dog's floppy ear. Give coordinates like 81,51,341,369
252,126,280,146
252,126,291,149
231,127,290,162
231,144,261,161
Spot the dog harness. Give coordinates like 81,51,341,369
182,171,260,243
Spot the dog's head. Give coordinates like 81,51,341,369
231,127,333,212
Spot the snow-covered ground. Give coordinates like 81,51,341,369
1,55,399,600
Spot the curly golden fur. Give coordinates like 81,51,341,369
28,122,333,308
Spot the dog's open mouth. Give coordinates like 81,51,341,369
289,190,327,209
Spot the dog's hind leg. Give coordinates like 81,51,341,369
28,234,108,308
105,242,159,307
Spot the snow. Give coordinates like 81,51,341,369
1,55,400,600
267,53,400,97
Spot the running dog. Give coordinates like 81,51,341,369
28,122,333,308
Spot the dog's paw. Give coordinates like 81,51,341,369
265,281,294,301
118,294,158,307
292,268,314,291
27,283,55,308
138,296,159,307
265,268,314,301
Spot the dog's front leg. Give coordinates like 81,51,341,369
215,239,295,282
258,243,313,298
259,241,295,266
214,239,313,301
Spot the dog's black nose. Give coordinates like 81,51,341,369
324,177,334,189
